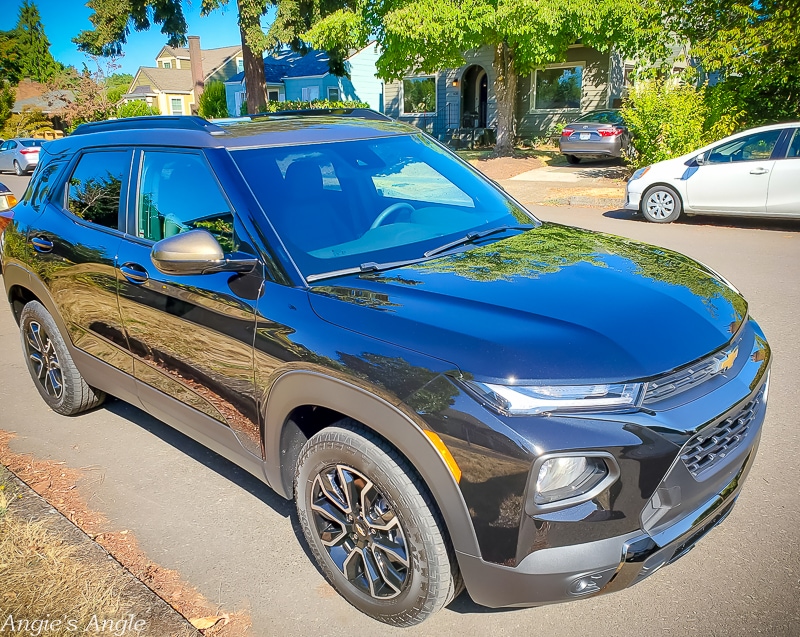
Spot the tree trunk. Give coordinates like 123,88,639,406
237,2,267,114
493,41,517,156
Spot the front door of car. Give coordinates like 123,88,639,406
115,149,266,458
766,128,800,215
26,149,134,380
0,141,12,171
685,129,783,213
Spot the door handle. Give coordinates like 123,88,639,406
749,167,769,175
120,263,149,284
30,237,53,253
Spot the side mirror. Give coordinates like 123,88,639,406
695,152,706,166
151,229,258,276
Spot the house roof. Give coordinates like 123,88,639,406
226,49,332,84
136,67,194,93
13,89,74,114
155,44,241,79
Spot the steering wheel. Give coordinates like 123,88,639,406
369,202,415,230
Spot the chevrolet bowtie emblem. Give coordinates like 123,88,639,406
716,347,739,373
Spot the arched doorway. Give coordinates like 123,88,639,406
461,65,488,128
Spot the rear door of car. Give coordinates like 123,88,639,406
115,147,266,458
765,128,800,216
25,148,135,383
0,141,12,171
684,128,784,213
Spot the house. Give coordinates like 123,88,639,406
384,44,634,142
225,43,384,116
123,38,243,115
12,79,73,115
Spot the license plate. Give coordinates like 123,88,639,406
580,133,591,141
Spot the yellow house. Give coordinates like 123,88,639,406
123,42,243,115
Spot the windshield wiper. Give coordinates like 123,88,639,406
423,225,535,258
306,257,428,283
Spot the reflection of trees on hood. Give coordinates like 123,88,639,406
417,223,747,320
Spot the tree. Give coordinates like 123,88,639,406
306,0,669,155
198,80,229,117
74,0,272,114
50,59,118,129
663,0,800,124
105,72,134,103
0,106,52,138
0,80,14,130
0,30,22,85
15,0,60,82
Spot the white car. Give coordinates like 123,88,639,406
626,122,800,222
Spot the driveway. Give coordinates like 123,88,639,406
0,180,797,634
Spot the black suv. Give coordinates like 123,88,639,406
0,113,770,625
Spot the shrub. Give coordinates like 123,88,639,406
263,99,370,113
116,101,160,118
198,81,229,119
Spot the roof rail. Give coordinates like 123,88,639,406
71,116,228,136
251,108,392,122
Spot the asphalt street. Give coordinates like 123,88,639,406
0,172,798,635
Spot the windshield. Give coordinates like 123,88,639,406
574,110,624,125
233,134,536,279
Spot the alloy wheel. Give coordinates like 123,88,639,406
310,464,410,600
646,190,675,219
24,320,64,399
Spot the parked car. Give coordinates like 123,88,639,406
627,122,800,222
0,182,16,211
0,138,44,175
1,113,770,626
559,110,630,164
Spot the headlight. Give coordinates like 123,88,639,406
467,381,644,416
528,452,621,512
629,166,650,181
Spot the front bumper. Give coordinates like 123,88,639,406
625,182,643,210
457,422,762,608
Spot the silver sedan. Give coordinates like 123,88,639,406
559,110,630,164
0,138,44,175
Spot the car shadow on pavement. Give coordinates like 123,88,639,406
603,207,800,232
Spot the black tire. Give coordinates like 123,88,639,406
565,154,581,164
641,184,682,223
295,420,461,626
13,160,24,176
19,301,105,415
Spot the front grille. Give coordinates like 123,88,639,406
643,338,742,404
680,387,764,479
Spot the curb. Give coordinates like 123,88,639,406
0,465,200,637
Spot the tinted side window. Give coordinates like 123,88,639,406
24,161,63,210
67,151,129,229
707,130,781,164
136,151,235,251
787,129,800,159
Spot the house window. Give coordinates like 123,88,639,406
163,61,171,69
328,87,340,101
301,86,320,101
402,77,436,115
171,98,183,115
532,65,583,111
237,58,244,73
268,90,279,102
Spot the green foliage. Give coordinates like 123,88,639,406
620,79,741,169
0,80,15,130
105,72,133,103
116,100,160,118
198,81,229,118
0,30,22,85
664,0,800,124
0,106,53,139
15,1,60,82
263,99,370,112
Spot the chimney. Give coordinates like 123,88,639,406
188,35,204,114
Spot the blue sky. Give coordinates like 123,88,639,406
1,1,273,77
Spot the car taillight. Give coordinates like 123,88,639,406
19,148,39,155
0,209,14,233
598,128,623,137
561,128,574,137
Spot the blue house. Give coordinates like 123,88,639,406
225,43,384,116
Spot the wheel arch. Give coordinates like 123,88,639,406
263,370,481,558
3,264,68,335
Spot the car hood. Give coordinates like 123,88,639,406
308,224,747,384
